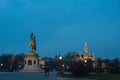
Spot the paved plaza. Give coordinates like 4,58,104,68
0,72,97,80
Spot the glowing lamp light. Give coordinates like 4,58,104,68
59,56,62,60
85,60,87,63
1,63,3,66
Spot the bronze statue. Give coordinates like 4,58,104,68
29,33,36,51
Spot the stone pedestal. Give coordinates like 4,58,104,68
22,51,44,72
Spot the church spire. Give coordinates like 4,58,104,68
92,52,94,57
84,41,89,57
84,41,87,48
79,51,82,57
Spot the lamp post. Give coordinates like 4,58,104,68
0,63,3,67
85,60,87,63
59,55,63,74
84,60,87,67
59,56,62,70
59,56,62,67
59,56,62,60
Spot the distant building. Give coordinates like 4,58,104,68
80,41,95,61
74,41,97,68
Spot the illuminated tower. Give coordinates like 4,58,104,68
84,41,89,57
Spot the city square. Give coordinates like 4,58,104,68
0,0,120,80
0,72,95,80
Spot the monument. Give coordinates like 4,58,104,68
22,33,43,72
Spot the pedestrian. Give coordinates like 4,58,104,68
45,66,49,76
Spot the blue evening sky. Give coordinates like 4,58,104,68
0,0,120,59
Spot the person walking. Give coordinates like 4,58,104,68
45,66,49,76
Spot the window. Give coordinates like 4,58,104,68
28,60,32,65
34,60,36,64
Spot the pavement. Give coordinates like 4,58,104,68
0,72,97,80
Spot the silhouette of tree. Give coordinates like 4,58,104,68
109,57,120,74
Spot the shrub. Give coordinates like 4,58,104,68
69,61,86,76
109,67,120,74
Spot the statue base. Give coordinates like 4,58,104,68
21,68,44,72
21,51,44,72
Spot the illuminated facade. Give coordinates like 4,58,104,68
80,41,95,61
74,41,97,68
22,51,43,72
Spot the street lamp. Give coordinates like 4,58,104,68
1,63,3,66
59,56,62,60
84,60,87,67
62,64,64,68
58,55,63,74
85,60,87,63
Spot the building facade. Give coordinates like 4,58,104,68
74,42,97,68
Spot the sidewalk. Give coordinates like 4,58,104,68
0,72,97,80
